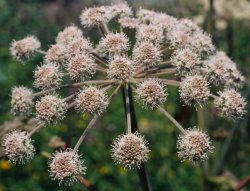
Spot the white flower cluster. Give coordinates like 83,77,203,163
5,2,247,188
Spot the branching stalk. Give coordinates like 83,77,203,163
161,79,180,86
100,22,110,34
67,101,77,109
160,47,170,53
210,94,219,99
77,175,99,191
35,49,47,54
158,106,185,134
96,67,107,73
33,80,116,98
64,94,76,102
108,83,122,100
135,68,176,77
90,52,109,66
27,123,44,137
73,115,99,153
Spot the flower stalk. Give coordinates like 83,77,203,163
158,106,185,134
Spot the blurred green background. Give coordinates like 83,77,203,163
0,0,250,191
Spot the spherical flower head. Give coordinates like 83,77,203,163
136,78,167,109
67,37,93,58
10,35,41,63
132,42,162,67
171,48,201,75
33,63,63,90
179,75,210,106
49,149,86,186
225,67,245,89
44,43,69,66
67,54,96,81
177,128,213,165
110,2,133,17
137,8,156,23
118,17,137,29
80,6,111,27
2,130,35,165
167,28,192,48
75,86,108,115
214,89,246,120
108,56,134,80
203,51,244,88
35,95,67,124
203,51,231,85
111,132,150,169
179,18,201,34
189,31,215,56
99,32,129,55
11,86,33,116
151,13,178,32
136,24,164,44
55,26,83,45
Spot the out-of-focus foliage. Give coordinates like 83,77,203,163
0,0,250,191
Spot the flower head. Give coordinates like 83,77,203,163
179,18,201,34
75,86,108,115
10,35,41,62
167,29,191,48
56,26,83,45
179,75,210,106
80,6,111,27
111,132,150,169
2,130,35,165
177,128,213,165
136,24,164,44
226,67,245,89
151,13,178,32
110,2,132,17
99,32,129,54
203,51,231,84
67,54,96,80
44,43,69,66
35,95,67,124
137,9,156,23
11,86,33,116
171,48,200,75
67,37,93,58
204,51,244,88
133,42,162,67
33,63,63,90
136,79,167,108
108,56,134,80
118,17,137,29
214,89,246,119
189,31,215,56
49,149,86,186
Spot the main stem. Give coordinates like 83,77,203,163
122,85,152,191
124,84,132,134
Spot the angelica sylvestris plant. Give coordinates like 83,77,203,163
3,2,247,187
